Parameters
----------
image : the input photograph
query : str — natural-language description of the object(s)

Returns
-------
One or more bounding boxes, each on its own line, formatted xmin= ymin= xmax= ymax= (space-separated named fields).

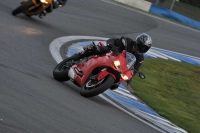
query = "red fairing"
xmin=53 ymin=46 xmax=136 ymax=97
xmin=72 ymin=50 xmax=134 ymax=87
xmin=73 ymin=53 xmax=116 ymax=86
xmin=120 ymin=70 xmax=133 ymax=82
xmin=115 ymin=51 xmax=134 ymax=81
xmin=97 ymin=70 xmax=116 ymax=81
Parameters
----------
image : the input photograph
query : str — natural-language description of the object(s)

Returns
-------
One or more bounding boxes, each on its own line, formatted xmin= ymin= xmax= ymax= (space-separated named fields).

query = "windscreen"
xmin=126 ymin=52 xmax=136 ymax=69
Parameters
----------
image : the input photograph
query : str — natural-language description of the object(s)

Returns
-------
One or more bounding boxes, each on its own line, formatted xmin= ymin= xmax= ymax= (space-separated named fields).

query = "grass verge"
xmin=130 ymin=58 xmax=200 ymax=133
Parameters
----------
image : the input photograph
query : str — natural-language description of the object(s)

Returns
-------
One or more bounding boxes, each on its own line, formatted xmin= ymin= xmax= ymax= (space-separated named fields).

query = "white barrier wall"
xmin=115 ymin=0 xmax=152 ymax=12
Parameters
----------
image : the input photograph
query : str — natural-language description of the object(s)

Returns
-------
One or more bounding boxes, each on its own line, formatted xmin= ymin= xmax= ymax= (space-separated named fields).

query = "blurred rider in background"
xmin=39 ymin=0 xmax=67 ymax=18
xmin=71 ymin=33 xmax=152 ymax=89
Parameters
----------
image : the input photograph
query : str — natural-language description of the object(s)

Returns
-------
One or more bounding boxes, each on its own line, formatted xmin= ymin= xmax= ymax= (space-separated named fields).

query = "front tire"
xmin=80 ymin=75 xmax=115 ymax=97
xmin=12 ymin=0 xmax=34 ymax=16
xmin=53 ymin=57 xmax=74 ymax=82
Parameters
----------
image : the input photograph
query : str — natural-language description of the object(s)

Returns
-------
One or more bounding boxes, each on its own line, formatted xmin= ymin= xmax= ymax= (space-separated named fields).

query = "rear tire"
xmin=53 ymin=57 xmax=74 ymax=82
xmin=12 ymin=0 xmax=34 ymax=16
xmin=80 ymin=75 xmax=115 ymax=97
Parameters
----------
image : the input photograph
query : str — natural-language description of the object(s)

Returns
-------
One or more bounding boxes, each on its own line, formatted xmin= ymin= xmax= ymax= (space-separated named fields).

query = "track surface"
xmin=0 ymin=0 xmax=199 ymax=133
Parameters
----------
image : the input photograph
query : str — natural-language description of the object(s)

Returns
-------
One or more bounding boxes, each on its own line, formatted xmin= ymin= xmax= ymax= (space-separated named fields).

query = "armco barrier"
xmin=115 ymin=0 xmax=152 ymax=12
xmin=115 ymin=0 xmax=200 ymax=29
xmin=149 ymin=4 xmax=200 ymax=29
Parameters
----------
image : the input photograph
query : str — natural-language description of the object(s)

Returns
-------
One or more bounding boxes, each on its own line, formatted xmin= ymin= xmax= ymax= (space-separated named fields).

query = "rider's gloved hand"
xmin=107 ymin=43 xmax=115 ymax=50
xmin=110 ymin=47 xmax=120 ymax=55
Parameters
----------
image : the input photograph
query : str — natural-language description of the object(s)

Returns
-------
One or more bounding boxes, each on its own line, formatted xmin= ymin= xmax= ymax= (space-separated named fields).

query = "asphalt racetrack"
xmin=0 ymin=0 xmax=199 ymax=133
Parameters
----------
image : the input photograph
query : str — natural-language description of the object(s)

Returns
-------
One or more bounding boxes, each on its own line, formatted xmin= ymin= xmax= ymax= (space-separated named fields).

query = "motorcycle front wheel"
xmin=12 ymin=0 xmax=34 ymax=16
xmin=53 ymin=57 xmax=74 ymax=82
xmin=80 ymin=75 xmax=115 ymax=97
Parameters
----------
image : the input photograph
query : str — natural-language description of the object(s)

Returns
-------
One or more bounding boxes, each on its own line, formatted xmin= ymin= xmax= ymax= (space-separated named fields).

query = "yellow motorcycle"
xmin=12 ymin=0 xmax=53 ymax=17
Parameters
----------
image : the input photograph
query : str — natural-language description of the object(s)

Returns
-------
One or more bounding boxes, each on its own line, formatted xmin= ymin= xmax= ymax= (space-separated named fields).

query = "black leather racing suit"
xmin=106 ymin=37 xmax=145 ymax=89
xmin=106 ymin=37 xmax=144 ymax=71
xmin=74 ymin=37 xmax=144 ymax=71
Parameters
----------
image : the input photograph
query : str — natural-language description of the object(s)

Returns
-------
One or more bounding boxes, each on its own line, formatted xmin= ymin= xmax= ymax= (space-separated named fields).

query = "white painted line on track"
xmin=70 ymin=45 xmax=84 ymax=51
xmin=49 ymin=36 xmax=108 ymax=63
xmin=149 ymin=49 xmax=182 ymax=62
xmin=153 ymin=47 xmax=200 ymax=60
xmin=131 ymin=109 xmax=187 ymax=133
xmin=99 ymin=94 xmax=166 ymax=133
xmin=49 ymin=35 xmax=166 ymax=133
xmin=112 ymin=88 xmax=138 ymax=100
xmin=148 ymin=51 xmax=169 ymax=60
xmin=141 ymin=109 xmax=187 ymax=133
xmin=145 ymin=53 xmax=158 ymax=58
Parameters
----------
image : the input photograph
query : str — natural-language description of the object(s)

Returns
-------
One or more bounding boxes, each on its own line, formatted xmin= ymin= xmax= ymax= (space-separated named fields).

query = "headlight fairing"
xmin=114 ymin=60 xmax=120 ymax=67
xmin=114 ymin=60 xmax=121 ymax=72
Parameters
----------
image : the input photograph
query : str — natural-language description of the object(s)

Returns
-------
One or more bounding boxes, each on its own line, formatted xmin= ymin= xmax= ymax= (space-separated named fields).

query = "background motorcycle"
xmin=12 ymin=0 xmax=53 ymax=17
xmin=53 ymin=42 xmax=145 ymax=97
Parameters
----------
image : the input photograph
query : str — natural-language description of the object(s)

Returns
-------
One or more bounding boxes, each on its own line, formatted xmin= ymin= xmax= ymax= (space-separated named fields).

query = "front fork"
xmin=97 ymin=69 xmax=120 ymax=90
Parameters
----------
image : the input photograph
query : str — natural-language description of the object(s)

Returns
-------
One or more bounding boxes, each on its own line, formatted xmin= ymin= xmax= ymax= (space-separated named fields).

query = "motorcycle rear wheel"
xmin=53 ymin=57 xmax=74 ymax=82
xmin=80 ymin=75 xmax=115 ymax=97
xmin=12 ymin=0 xmax=34 ymax=16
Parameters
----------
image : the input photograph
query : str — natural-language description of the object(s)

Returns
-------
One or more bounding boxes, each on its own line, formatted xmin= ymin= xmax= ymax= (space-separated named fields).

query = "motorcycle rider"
xmin=39 ymin=0 xmax=67 ymax=18
xmin=72 ymin=33 xmax=152 ymax=89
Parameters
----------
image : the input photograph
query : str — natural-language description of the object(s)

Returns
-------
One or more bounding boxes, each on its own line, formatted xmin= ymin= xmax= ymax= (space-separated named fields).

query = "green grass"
xmin=131 ymin=58 xmax=200 ymax=133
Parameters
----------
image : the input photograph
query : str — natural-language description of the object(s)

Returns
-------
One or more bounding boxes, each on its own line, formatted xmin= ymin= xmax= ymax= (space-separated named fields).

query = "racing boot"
xmin=39 ymin=10 xmax=47 ymax=19
xmin=72 ymin=52 xmax=82 ymax=61
xmin=72 ymin=42 xmax=96 ymax=61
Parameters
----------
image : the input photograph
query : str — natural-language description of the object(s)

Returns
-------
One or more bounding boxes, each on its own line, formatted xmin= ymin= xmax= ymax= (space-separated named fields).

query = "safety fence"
xmin=115 ymin=0 xmax=200 ymax=29
xmin=146 ymin=0 xmax=200 ymax=22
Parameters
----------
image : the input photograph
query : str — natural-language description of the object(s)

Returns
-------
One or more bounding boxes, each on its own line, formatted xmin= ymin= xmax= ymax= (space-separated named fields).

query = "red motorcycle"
xmin=53 ymin=42 xmax=145 ymax=97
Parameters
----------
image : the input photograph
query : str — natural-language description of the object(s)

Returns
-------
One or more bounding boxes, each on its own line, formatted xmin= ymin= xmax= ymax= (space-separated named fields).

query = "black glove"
xmin=107 ymin=43 xmax=115 ymax=49
xmin=110 ymin=47 xmax=120 ymax=55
